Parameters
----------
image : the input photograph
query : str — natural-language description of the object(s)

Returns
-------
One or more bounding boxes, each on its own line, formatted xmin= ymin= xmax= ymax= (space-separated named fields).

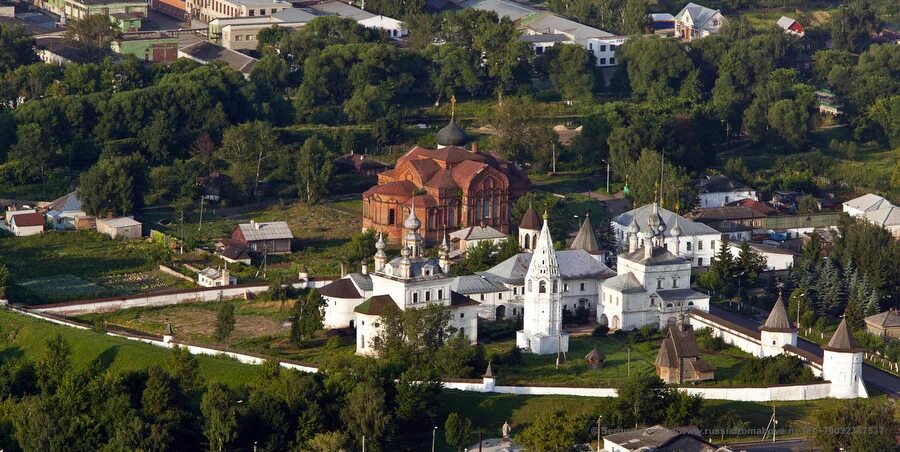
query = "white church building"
xmin=319 ymin=206 xmax=479 ymax=356
xmin=612 ymin=204 xmax=722 ymax=268
xmin=600 ymin=204 xmax=711 ymax=330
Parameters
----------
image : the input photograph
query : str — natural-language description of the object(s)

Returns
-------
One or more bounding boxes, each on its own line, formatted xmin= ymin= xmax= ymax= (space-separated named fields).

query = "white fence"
xmin=31 ymin=284 xmax=271 ymax=315
xmin=10 ymin=307 xmax=844 ymax=401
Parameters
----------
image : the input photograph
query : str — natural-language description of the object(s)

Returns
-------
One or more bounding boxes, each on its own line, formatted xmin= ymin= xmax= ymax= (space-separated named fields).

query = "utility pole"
xmin=197 ymin=196 xmax=204 ymax=231
xmin=606 ymin=160 xmax=610 ymax=194
xmin=596 ymin=415 xmax=602 ymax=450
xmin=627 ymin=346 xmax=631 ymax=376
xmin=362 ymin=436 xmax=365 ymax=452
xmin=432 ymin=426 xmax=437 ymax=452
xmin=551 ymin=143 xmax=556 ymax=173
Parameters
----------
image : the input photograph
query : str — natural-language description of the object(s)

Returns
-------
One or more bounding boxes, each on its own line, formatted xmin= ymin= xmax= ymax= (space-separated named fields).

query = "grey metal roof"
xmin=864 ymin=204 xmax=900 ymax=227
xmin=601 ymin=273 xmax=645 ymax=293
xmin=523 ymin=13 xmax=613 ymax=43
xmin=347 ymin=272 xmax=373 ymax=292
xmin=658 ymin=288 xmax=708 ymax=302
xmin=696 ymin=174 xmax=753 ymax=194
xmin=47 ymin=191 xmax=83 ymax=213
xmin=199 ymin=267 xmax=225 ymax=279
xmin=650 ymin=13 xmax=675 ymax=21
xmin=620 ymin=246 xmax=689 ymax=266
xmin=237 ymin=221 xmax=293 ymax=241
xmin=604 ymin=425 xmax=702 ymax=450
xmin=614 ymin=204 xmax=721 ymax=237
xmin=519 ymin=33 xmax=571 ymax=44
xmin=179 ymin=41 xmax=257 ymax=75
xmin=675 ymin=2 xmax=721 ymax=29
xmin=458 ymin=0 xmax=536 ymax=21
xmin=308 ymin=1 xmax=374 ymax=21
xmin=481 ymin=250 xmax=614 ymax=284
xmin=272 ymin=7 xmax=321 ymax=23
xmin=865 ymin=310 xmax=900 ymax=328
xmin=823 ymin=318 xmax=863 ymax=352
xmin=451 ymin=274 xmax=507 ymax=294
xmin=449 ymin=225 xmax=507 ymax=241
xmin=98 ymin=217 xmax=141 ymax=228
xmin=383 ymin=256 xmax=446 ymax=280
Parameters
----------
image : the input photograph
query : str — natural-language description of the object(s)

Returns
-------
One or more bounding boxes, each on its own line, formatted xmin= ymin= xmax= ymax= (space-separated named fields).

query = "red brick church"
xmin=362 ymin=117 xmax=530 ymax=243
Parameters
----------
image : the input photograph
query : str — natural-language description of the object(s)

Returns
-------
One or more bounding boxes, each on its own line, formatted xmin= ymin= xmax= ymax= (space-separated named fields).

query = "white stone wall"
xmin=33 ymin=284 xmax=270 ymax=315
xmin=689 ymin=314 xmax=763 ymax=357
xmin=322 ymin=296 xmax=364 ymax=329
xmin=699 ymin=190 xmax=758 ymax=208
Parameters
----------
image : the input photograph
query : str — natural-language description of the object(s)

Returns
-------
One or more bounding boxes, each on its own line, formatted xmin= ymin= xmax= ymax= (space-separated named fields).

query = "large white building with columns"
xmin=599 ymin=204 xmax=711 ymax=330
xmin=612 ymin=204 xmax=722 ymax=268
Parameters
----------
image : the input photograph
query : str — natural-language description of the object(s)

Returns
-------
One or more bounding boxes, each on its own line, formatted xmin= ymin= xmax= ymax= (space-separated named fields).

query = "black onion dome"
xmin=436 ymin=117 xmax=467 ymax=147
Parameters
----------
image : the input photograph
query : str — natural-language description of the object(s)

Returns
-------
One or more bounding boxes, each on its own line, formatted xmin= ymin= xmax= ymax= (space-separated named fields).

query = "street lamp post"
xmin=432 ymin=426 xmax=437 ymax=452
xmin=773 ymin=419 xmax=778 ymax=444
xmin=600 ymin=159 xmax=610 ymax=193
xmin=596 ymin=415 xmax=603 ymax=450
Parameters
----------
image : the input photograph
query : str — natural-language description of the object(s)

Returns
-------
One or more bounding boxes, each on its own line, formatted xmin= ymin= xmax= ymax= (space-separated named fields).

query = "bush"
xmin=735 ymin=355 xmax=818 ymax=386
xmin=325 ymin=336 xmax=343 ymax=349
xmin=695 ymin=328 xmax=725 ymax=351
xmin=592 ymin=324 xmax=609 ymax=337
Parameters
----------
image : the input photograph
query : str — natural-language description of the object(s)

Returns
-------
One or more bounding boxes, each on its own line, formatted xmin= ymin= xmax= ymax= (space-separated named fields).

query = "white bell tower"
xmin=516 ymin=211 xmax=569 ymax=355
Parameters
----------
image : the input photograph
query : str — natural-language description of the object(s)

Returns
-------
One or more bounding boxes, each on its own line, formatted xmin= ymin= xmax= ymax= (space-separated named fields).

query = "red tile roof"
xmin=12 ymin=212 xmax=44 ymax=227
xmin=364 ymin=180 xmax=417 ymax=197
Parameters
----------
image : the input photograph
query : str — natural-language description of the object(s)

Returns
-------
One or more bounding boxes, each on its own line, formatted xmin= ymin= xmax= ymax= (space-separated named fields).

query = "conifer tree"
xmin=817 ymin=259 xmax=844 ymax=316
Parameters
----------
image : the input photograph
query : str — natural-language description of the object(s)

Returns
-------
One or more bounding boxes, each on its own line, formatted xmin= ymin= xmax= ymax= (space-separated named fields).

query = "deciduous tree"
xmin=444 ymin=412 xmax=473 ymax=452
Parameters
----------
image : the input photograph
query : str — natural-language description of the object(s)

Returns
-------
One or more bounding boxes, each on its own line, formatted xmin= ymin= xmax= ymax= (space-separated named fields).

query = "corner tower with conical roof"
xmin=822 ymin=318 xmax=866 ymax=398
xmin=759 ymin=291 xmax=797 ymax=357
xmin=516 ymin=211 xmax=569 ymax=355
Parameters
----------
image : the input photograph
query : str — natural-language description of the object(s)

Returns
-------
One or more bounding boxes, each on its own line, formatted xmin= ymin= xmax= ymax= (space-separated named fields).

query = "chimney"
xmin=340 ymin=261 xmax=346 ymax=278
xmin=361 ymin=263 xmax=368 ymax=274
xmin=471 ymin=142 xmax=478 ymax=153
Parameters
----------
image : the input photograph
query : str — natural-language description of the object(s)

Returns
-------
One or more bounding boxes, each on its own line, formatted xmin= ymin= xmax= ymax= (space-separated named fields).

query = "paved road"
xmin=707 ymin=305 xmax=900 ymax=398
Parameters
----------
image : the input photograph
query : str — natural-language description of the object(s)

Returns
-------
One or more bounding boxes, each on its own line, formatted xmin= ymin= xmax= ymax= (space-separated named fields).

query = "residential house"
xmin=612 ymin=204 xmax=722 ymax=267
xmin=864 ymin=309 xmax=900 ymax=340
xmin=96 ymin=217 xmax=142 ymax=239
xmin=10 ymin=212 xmax=45 ymax=236
xmin=198 ymin=267 xmax=236 ymax=287
xmin=655 ymin=316 xmax=714 ymax=384
xmin=816 ymin=89 xmax=841 ymax=115
xmin=728 ymin=241 xmax=799 ymax=271
xmin=861 ymin=204 xmax=900 ymax=239
xmin=218 ymin=244 xmax=252 ymax=265
xmin=231 ymin=220 xmax=293 ymax=254
xmin=687 ymin=206 xmax=766 ymax=241
xmin=45 ymin=191 xmax=87 ymax=230
xmin=674 ymin=2 xmax=726 ymax=41
xmin=521 ymin=33 xmax=570 ymax=56
xmin=357 ymin=14 xmax=408 ymax=38
xmin=696 ymin=174 xmax=758 ymax=208
xmin=185 ymin=0 xmax=291 ymax=23
xmin=448 ymin=225 xmax=507 ymax=257
xmin=334 ymin=152 xmax=387 ymax=176
xmin=5 ymin=206 xmax=36 ymax=226
xmin=603 ymin=425 xmax=727 ymax=452
xmin=777 ymin=16 xmax=805 ymax=37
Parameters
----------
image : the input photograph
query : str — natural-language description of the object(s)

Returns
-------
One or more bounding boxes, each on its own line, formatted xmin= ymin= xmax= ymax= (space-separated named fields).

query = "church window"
xmin=666 ymin=303 xmax=674 ymax=308
xmin=657 ymin=279 xmax=663 ymax=289
xmin=687 ymin=242 xmax=692 ymax=251
xmin=650 ymin=296 xmax=656 ymax=306
xmin=527 ymin=280 xmax=532 ymax=292
xmin=438 ymin=289 xmax=443 ymax=299
xmin=480 ymin=294 xmax=485 ymax=301
xmin=413 ymin=293 xmax=418 ymax=303
xmin=460 ymin=313 xmax=465 ymax=318
xmin=498 ymin=292 xmax=503 ymax=300
xmin=580 ymin=283 xmax=585 ymax=291
xmin=672 ymin=277 xmax=679 ymax=288
xmin=360 ymin=335 xmax=365 ymax=348
xmin=697 ymin=258 xmax=703 ymax=266
xmin=687 ymin=301 xmax=693 ymax=306
xmin=388 ymin=208 xmax=396 ymax=225
xmin=698 ymin=241 xmax=703 ymax=250
xmin=513 ymin=287 xmax=517 ymax=295
xmin=425 ymin=291 xmax=431 ymax=301
xmin=552 ymin=281 xmax=558 ymax=293
xmin=460 ymin=327 xmax=465 ymax=336
xmin=564 ymin=283 xmax=568 ymax=292
xmin=711 ymin=240 xmax=715 ymax=249
xmin=539 ymin=281 xmax=547 ymax=293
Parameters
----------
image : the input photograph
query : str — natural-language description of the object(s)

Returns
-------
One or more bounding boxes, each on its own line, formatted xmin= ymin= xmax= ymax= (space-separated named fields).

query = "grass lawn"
xmin=141 ymin=198 xmax=364 ymax=279
xmin=0 ymin=309 xmax=261 ymax=387
xmin=0 ymin=230 xmax=190 ymax=305
xmin=77 ymin=299 xmax=358 ymax=367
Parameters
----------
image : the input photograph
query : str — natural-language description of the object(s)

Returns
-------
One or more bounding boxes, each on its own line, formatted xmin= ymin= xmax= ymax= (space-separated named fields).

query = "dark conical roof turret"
xmin=436 ymin=117 xmax=468 ymax=147
xmin=760 ymin=291 xmax=795 ymax=332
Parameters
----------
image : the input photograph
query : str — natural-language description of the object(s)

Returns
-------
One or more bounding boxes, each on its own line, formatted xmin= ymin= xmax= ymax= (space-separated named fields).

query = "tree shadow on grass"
xmin=0 ymin=346 xmax=24 ymax=363
xmin=96 ymin=345 xmax=120 ymax=371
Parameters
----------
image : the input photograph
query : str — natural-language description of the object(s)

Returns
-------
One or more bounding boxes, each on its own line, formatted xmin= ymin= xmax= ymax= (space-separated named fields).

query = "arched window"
xmin=523 ymin=233 xmax=530 ymax=249
xmin=666 ymin=303 xmax=674 ymax=308
xmin=552 ymin=281 xmax=558 ymax=293
xmin=388 ymin=208 xmax=395 ymax=225
xmin=532 ymin=234 xmax=537 ymax=249
xmin=539 ymin=281 xmax=547 ymax=293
